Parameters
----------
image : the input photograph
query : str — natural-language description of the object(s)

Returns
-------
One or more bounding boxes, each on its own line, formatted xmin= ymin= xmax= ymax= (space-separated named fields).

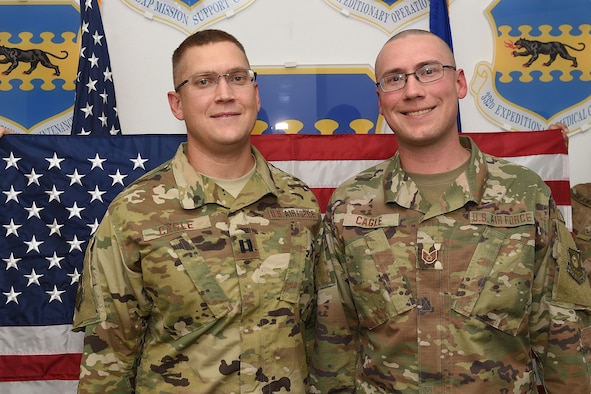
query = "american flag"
xmin=0 ymin=130 xmax=570 ymax=392
xmin=0 ymin=0 xmax=123 ymax=391
xmin=71 ymin=0 xmax=121 ymax=136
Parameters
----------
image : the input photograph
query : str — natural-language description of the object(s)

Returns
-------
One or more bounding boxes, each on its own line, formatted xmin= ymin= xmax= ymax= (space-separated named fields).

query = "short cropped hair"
xmin=171 ymin=29 xmax=248 ymax=84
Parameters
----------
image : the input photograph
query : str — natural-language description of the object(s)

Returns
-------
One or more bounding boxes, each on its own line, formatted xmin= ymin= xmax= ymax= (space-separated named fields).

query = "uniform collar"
xmin=172 ymin=143 xmax=278 ymax=210
xmin=384 ymin=136 xmax=487 ymax=214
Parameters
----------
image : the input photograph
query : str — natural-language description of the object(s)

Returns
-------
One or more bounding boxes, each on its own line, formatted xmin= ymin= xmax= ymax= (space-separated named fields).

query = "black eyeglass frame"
xmin=174 ymin=69 xmax=257 ymax=92
xmin=376 ymin=63 xmax=456 ymax=92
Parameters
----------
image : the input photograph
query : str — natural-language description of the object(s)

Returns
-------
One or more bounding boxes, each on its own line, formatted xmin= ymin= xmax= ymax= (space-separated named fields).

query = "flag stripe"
xmin=251 ymin=130 xmax=567 ymax=161
xmin=508 ymin=155 xmax=569 ymax=181
xmin=0 ymin=380 xmax=80 ymax=394
xmin=0 ymin=325 xmax=83 ymax=355
xmin=0 ymin=325 xmax=83 ymax=382
xmin=0 ymin=354 xmax=81 ymax=382
xmin=271 ymin=160 xmax=384 ymax=188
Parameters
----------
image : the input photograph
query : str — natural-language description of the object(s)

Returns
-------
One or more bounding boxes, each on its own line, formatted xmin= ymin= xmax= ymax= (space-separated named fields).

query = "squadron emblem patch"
xmin=0 ymin=2 xmax=80 ymax=134
xmin=120 ymin=0 xmax=255 ymax=34
xmin=470 ymin=0 xmax=591 ymax=134
xmin=323 ymin=0 xmax=431 ymax=34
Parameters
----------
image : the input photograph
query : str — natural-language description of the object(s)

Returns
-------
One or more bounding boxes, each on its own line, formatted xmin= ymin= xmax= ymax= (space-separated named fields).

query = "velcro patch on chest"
xmin=469 ymin=211 xmax=535 ymax=227
xmin=342 ymin=213 xmax=399 ymax=228
xmin=268 ymin=208 xmax=319 ymax=220
xmin=142 ymin=216 xmax=212 ymax=241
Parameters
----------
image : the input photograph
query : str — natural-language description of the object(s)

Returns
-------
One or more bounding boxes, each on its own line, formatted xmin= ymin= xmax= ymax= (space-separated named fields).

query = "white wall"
xmin=100 ymin=0 xmax=591 ymax=185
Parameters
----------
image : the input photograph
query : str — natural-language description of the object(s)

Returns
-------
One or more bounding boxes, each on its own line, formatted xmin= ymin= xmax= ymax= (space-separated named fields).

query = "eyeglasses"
xmin=175 ymin=69 xmax=257 ymax=92
xmin=376 ymin=63 xmax=456 ymax=92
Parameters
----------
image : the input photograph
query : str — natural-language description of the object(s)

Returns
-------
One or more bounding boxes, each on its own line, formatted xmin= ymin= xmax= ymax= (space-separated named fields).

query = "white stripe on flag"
xmin=506 ymin=154 xmax=569 ymax=181
xmin=0 ymin=325 xmax=83 ymax=355
xmin=0 ymin=380 xmax=79 ymax=394
xmin=270 ymin=159 xmax=383 ymax=188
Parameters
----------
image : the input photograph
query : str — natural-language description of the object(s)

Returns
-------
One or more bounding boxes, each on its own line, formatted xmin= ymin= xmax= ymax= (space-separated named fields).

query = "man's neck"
xmin=186 ymin=143 xmax=255 ymax=179
xmin=398 ymin=136 xmax=470 ymax=175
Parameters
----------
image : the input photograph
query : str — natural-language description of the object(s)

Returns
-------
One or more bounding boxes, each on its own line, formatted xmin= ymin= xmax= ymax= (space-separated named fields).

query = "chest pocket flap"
xmin=451 ymin=227 xmax=534 ymax=335
xmin=170 ymin=233 xmax=232 ymax=318
xmin=345 ymin=229 xmax=414 ymax=329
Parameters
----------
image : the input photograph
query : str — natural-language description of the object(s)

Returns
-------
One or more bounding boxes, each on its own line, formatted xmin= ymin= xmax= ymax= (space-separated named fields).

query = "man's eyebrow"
xmin=186 ymin=67 xmax=251 ymax=77
xmin=381 ymin=60 xmax=444 ymax=75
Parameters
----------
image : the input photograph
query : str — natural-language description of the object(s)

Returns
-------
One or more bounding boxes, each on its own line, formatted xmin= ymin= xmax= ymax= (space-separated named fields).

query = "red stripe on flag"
xmin=469 ymin=130 xmax=567 ymax=157
xmin=310 ymin=188 xmax=335 ymax=212
xmin=252 ymin=134 xmax=397 ymax=161
xmin=0 ymin=354 xmax=81 ymax=382
xmin=251 ymin=130 xmax=567 ymax=161
xmin=545 ymin=180 xmax=571 ymax=206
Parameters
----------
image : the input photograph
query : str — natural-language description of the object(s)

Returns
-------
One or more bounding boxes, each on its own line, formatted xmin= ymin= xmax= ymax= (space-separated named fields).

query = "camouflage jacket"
xmin=73 ymin=144 xmax=321 ymax=394
xmin=311 ymin=136 xmax=591 ymax=393
xmin=572 ymin=183 xmax=591 ymax=278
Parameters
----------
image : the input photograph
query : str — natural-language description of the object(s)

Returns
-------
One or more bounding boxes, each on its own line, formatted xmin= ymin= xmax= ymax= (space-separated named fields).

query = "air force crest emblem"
xmin=121 ymin=0 xmax=255 ymax=34
xmin=0 ymin=2 xmax=79 ymax=134
xmin=470 ymin=0 xmax=591 ymax=134
xmin=323 ymin=0 xmax=430 ymax=34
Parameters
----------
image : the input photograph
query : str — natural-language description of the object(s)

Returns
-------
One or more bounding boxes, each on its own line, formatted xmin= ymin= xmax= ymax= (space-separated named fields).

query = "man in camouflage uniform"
xmin=310 ymin=29 xmax=591 ymax=393
xmin=573 ymin=183 xmax=591 ymax=278
xmin=73 ymin=30 xmax=321 ymax=393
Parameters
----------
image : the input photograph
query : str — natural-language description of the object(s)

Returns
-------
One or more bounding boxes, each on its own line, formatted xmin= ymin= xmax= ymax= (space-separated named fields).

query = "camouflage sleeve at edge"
xmin=75 ymin=214 xmax=146 ymax=393
xmin=530 ymin=198 xmax=591 ymax=393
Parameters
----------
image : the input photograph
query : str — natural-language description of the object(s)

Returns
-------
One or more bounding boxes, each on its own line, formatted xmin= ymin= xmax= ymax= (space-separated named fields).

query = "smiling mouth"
xmin=405 ymin=108 xmax=433 ymax=116
xmin=213 ymin=113 xmax=239 ymax=118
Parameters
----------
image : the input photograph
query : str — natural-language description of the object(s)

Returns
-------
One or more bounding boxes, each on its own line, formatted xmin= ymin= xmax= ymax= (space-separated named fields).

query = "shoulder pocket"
xmin=552 ymin=219 xmax=591 ymax=308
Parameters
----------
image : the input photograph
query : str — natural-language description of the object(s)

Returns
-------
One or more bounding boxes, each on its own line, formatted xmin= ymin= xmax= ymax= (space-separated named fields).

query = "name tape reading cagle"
xmin=142 ymin=216 xmax=212 ymax=241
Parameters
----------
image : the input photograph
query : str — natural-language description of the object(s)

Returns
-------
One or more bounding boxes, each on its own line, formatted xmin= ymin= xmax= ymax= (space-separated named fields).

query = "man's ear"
xmin=167 ymin=91 xmax=185 ymax=121
xmin=456 ymin=69 xmax=468 ymax=99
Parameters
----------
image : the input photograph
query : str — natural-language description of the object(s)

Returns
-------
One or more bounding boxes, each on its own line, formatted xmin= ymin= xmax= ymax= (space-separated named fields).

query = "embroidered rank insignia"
xmin=422 ymin=249 xmax=437 ymax=264
xmin=418 ymin=243 xmax=442 ymax=270
xmin=232 ymin=232 xmax=259 ymax=261
xmin=567 ymin=248 xmax=586 ymax=284
xmin=417 ymin=296 xmax=434 ymax=315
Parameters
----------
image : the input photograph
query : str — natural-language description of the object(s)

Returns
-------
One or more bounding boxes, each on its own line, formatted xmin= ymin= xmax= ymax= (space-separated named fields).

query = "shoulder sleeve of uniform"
xmin=552 ymin=218 xmax=591 ymax=308
xmin=72 ymin=236 xmax=105 ymax=331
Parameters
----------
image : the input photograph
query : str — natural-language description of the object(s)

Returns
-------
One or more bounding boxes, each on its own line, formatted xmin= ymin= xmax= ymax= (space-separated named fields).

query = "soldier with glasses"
xmin=73 ymin=29 xmax=321 ymax=393
xmin=311 ymin=29 xmax=591 ymax=393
